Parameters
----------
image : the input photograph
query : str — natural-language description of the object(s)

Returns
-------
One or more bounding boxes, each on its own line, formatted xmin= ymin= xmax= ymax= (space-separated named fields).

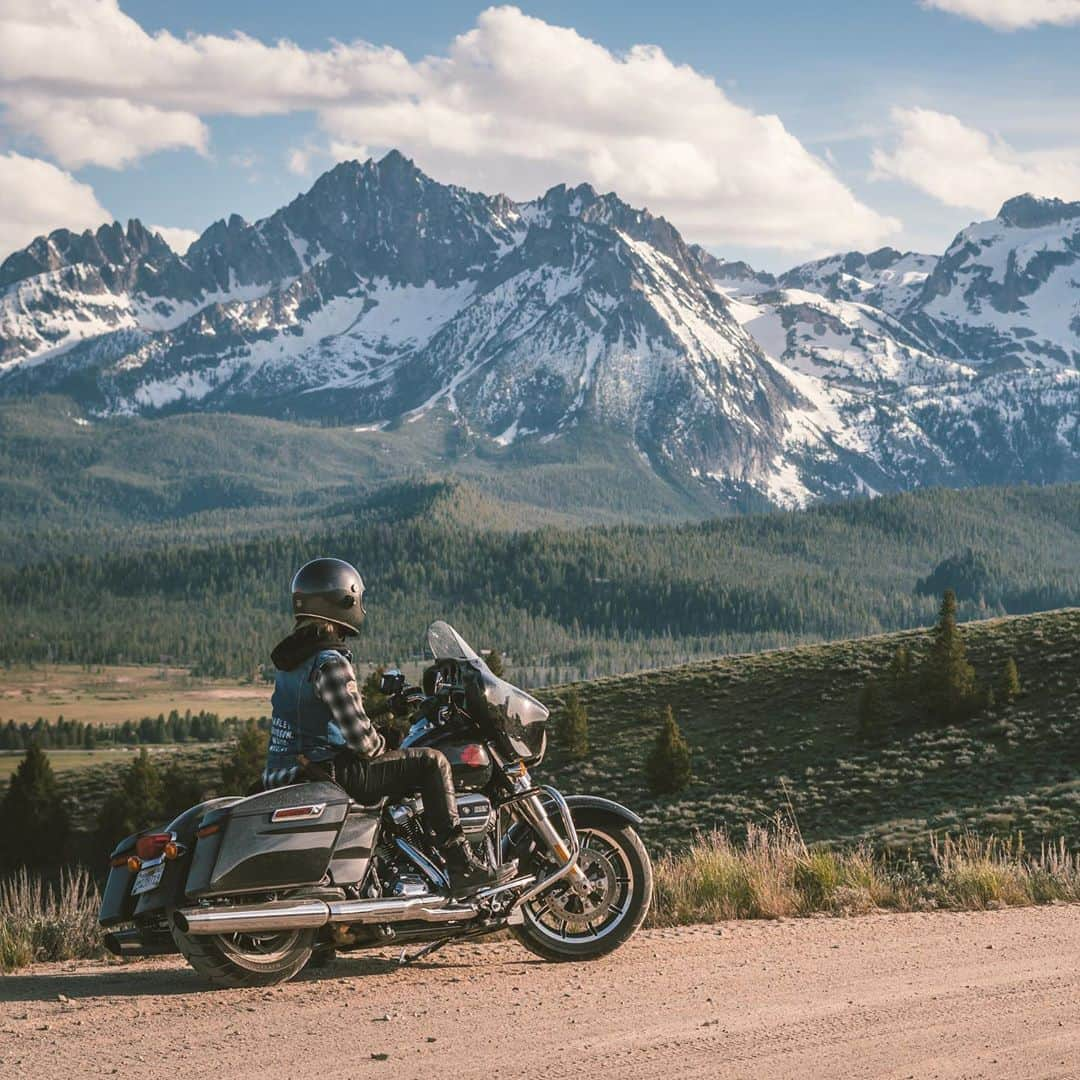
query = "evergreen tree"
xmin=922 ymin=590 xmax=978 ymax=722
xmin=856 ymin=679 xmax=886 ymax=741
xmin=96 ymin=749 xmax=164 ymax=847
xmin=0 ymin=744 xmax=70 ymax=869
xmin=646 ymin=706 xmax=692 ymax=795
xmin=885 ymin=645 xmax=914 ymax=697
xmin=362 ymin=665 xmax=388 ymax=717
xmin=998 ymin=657 xmax=1021 ymax=705
xmin=557 ymin=689 xmax=589 ymax=760
xmin=161 ymin=758 xmax=206 ymax=820
xmin=485 ymin=648 xmax=505 ymax=678
xmin=220 ymin=720 xmax=269 ymax=794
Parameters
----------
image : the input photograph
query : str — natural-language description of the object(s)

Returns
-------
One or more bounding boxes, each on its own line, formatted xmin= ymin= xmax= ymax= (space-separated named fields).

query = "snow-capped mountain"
xmin=0 ymin=154 xmax=1077 ymax=508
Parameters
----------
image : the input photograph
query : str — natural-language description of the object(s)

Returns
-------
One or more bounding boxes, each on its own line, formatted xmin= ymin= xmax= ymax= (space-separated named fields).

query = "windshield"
xmin=426 ymin=620 xmax=482 ymax=663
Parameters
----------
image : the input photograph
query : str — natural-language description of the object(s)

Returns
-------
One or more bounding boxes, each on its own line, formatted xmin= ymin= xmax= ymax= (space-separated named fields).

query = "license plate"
xmin=132 ymin=862 xmax=165 ymax=895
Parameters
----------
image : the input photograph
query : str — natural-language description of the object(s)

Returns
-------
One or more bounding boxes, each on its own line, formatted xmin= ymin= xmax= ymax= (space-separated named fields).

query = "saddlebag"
xmin=185 ymin=781 xmax=351 ymax=898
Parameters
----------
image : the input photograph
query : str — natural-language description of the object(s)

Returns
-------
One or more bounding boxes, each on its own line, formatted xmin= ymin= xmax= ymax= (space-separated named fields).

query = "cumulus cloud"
xmin=920 ymin=0 xmax=1080 ymax=30
xmin=0 ymin=1 xmax=896 ymax=252
xmin=150 ymin=225 xmax=200 ymax=254
xmin=0 ymin=152 xmax=110 ymax=257
xmin=4 ymin=97 xmax=208 ymax=169
xmin=872 ymin=107 xmax=1080 ymax=214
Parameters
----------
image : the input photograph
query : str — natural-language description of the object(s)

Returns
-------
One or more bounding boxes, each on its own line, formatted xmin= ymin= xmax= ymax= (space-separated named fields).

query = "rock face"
xmin=0 ymin=158 xmax=1077 ymax=507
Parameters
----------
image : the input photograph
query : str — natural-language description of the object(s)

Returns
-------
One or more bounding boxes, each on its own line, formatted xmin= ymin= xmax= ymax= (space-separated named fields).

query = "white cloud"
xmin=287 ymin=147 xmax=314 ymax=176
xmin=872 ymin=107 xmax=1080 ymax=214
xmin=150 ymin=225 xmax=200 ymax=254
xmin=0 ymin=152 xmax=110 ymax=258
xmin=4 ymin=96 xmax=208 ymax=169
xmin=920 ymin=0 xmax=1080 ymax=30
xmin=0 ymin=1 xmax=896 ymax=252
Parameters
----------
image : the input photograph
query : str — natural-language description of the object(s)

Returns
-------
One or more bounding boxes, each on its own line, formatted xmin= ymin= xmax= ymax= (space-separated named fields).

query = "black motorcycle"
xmin=98 ymin=621 xmax=653 ymax=987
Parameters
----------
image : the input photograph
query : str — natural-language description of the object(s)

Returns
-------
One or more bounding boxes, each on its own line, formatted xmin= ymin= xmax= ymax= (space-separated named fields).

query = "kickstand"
xmin=397 ymin=922 xmax=506 ymax=966
xmin=399 ymin=936 xmax=453 ymax=966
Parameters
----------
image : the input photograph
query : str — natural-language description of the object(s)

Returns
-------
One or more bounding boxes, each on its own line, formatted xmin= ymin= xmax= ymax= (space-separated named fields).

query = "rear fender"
xmin=131 ymin=797 xmax=245 ymax=919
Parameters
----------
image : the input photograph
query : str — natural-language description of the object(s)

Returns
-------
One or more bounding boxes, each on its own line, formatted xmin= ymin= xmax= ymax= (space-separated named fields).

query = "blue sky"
xmin=1 ymin=1 xmax=1078 ymax=269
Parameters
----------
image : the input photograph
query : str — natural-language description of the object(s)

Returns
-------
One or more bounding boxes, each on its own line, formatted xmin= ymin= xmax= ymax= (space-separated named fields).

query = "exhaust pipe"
xmin=103 ymin=928 xmax=178 ymax=958
xmin=174 ymin=895 xmax=478 ymax=936
xmin=326 ymin=896 xmax=476 ymax=924
xmin=174 ymin=898 xmax=331 ymax=936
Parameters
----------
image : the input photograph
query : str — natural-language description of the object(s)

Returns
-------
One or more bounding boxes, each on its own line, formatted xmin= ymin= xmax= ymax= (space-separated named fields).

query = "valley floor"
xmin=3 ymin=905 xmax=1079 ymax=1079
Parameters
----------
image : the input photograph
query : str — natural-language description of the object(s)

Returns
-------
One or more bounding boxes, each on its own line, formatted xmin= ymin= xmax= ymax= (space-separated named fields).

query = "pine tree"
xmin=885 ymin=645 xmax=914 ymax=697
xmin=485 ymin=648 xmax=505 ymax=678
xmin=646 ymin=706 xmax=692 ymax=795
xmin=362 ymin=665 xmax=388 ymax=717
xmin=922 ymin=590 xmax=978 ymax=722
xmin=161 ymin=758 xmax=206 ymax=820
xmin=96 ymin=749 xmax=164 ymax=848
xmin=220 ymin=720 xmax=269 ymax=794
xmin=998 ymin=657 xmax=1021 ymax=705
xmin=856 ymin=679 xmax=886 ymax=741
xmin=0 ymin=744 xmax=70 ymax=870
xmin=557 ymin=689 xmax=589 ymax=760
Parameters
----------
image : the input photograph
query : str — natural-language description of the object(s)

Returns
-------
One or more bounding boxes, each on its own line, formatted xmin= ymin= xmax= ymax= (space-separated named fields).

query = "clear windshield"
xmin=426 ymin=620 xmax=482 ymax=663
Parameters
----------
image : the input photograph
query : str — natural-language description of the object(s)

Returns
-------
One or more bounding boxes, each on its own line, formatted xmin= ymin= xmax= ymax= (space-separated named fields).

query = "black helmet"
xmin=290 ymin=558 xmax=366 ymax=635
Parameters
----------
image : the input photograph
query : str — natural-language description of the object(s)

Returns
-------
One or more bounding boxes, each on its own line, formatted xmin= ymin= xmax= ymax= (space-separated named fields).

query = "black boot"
xmin=442 ymin=836 xmax=517 ymax=897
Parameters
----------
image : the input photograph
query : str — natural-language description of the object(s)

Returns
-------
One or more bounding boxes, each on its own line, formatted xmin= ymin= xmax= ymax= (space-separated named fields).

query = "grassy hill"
xmin=42 ymin=608 xmax=1080 ymax=861
xmin=536 ymin=607 xmax=1080 ymax=853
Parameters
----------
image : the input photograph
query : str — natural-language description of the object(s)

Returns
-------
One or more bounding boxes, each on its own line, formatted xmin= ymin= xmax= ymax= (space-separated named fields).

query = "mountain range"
xmin=1 ymin=151 xmax=1077 ymax=509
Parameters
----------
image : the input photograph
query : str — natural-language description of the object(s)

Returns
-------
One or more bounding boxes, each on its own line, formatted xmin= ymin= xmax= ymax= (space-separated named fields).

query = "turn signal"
xmin=164 ymin=841 xmax=180 ymax=860
xmin=126 ymin=856 xmax=141 ymax=873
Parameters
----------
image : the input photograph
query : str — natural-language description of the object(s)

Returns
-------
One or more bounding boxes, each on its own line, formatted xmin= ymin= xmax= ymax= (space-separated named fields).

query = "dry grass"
xmin=649 ymin=819 xmax=1080 ymax=927
xmin=0 ymin=662 xmax=269 ymax=728
xmin=0 ymin=868 xmax=103 ymax=971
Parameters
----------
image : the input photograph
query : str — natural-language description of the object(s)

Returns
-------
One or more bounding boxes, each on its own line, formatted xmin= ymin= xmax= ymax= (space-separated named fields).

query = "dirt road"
xmin=3 ymin=905 xmax=1079 ymax=1080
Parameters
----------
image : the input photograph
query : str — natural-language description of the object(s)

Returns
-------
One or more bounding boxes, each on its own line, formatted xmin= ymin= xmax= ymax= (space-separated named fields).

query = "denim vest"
xmin=263 ymin=648 xmax=350 ymax=788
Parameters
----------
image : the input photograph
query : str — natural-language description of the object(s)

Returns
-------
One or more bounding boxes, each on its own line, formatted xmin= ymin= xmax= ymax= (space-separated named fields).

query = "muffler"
xmin=174 ymin=895 xmax=478 ymax=936
xmin=103 ymin=928 xmax=179 ymax=957
xmin=174 ymin=898 xmax=330 ymax=936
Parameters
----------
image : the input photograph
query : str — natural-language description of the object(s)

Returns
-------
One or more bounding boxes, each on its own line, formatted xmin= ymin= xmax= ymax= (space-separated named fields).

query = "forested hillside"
xmin=1 ymin=480 xmax=1077 ymax=682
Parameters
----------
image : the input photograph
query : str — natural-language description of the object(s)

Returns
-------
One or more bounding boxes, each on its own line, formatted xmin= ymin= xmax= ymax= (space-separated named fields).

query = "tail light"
xmin=135 ymin=833 xmax=171 ymax=861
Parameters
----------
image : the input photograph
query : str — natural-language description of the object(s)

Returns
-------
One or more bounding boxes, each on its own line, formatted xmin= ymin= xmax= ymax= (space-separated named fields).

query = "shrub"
xmin=646 ymin=706 xmax=692 ymax=795
xmin=0 ymin=868 xmax=102 ymax=971
xmin=557 ymin=689 xmax=589 ymax=760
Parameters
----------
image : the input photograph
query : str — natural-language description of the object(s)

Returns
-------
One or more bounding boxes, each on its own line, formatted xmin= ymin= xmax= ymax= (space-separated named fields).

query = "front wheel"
xmin=510 ymin=810 xmax=652 ymax=961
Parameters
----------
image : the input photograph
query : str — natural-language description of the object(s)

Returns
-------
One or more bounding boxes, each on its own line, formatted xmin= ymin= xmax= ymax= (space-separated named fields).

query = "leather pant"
xmin=334 ymin=747 xmax=460 ymax=845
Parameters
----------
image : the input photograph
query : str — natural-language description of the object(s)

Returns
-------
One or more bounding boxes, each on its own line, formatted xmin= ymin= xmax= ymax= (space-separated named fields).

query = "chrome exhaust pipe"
xmin=174 ymin=895 xmax=479 ymax=936
xmin=327 ymin=895 xmax=476 ymax=924
xmin=175 ymin=898 xmax=331 ymax=936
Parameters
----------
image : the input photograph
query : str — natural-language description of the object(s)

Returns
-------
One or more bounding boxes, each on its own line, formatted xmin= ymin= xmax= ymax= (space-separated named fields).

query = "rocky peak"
xmin=997 ymin=194 xmax=1080 ymax=229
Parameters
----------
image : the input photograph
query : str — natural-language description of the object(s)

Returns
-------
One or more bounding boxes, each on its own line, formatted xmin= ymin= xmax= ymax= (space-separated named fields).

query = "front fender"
xmin=563 ymin=794 xmax=642 ymax=828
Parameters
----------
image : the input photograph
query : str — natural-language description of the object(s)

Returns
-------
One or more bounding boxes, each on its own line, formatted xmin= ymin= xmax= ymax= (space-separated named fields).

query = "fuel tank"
xmin=403 ymin=726 xmax=494 ymax=792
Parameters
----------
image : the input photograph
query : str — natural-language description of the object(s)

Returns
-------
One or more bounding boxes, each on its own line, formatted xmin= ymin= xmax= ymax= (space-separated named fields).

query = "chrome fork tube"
xmin=515 ymin=789 xmax=590 ymax=895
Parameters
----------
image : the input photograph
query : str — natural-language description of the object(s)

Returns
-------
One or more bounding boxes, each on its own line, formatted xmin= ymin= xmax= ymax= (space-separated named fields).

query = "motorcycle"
xmin=98 ymin=620 xmax=653 ymax=987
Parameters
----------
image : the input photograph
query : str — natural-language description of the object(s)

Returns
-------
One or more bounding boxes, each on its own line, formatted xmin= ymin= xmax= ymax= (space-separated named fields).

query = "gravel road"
xmin=3 ymin=905 xmax=1079 ymax=1080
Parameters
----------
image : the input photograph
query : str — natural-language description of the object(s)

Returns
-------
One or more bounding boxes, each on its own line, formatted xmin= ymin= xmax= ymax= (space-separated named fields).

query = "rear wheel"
xmin=170 ymin=919 xmax=315 ymax=989
xmin=510 ymin=810 xmax=652 ymax=962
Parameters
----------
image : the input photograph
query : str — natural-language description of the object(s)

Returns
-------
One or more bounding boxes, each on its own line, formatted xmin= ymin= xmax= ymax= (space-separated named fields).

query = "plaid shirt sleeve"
xmin=313 ymin=655 xmax=386 ymax=761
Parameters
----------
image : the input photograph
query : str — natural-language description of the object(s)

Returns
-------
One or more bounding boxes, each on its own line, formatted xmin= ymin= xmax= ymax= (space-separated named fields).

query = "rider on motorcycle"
xmin=263 ymin=557 xmax=515 ymax=898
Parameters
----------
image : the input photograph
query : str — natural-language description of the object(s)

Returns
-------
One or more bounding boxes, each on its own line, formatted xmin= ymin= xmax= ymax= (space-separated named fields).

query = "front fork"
xmin=509 ymin=781 xmax=592 ymax=898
